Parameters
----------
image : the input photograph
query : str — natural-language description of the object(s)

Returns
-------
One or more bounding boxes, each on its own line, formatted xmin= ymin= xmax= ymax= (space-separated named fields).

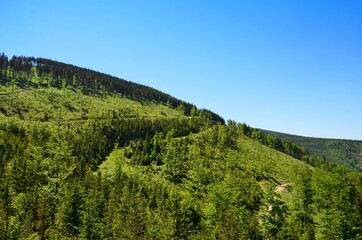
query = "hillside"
xmin=262 ymin=129 xmax=362 ymax=172
xmin=0 ymin=52 xmax=361 ymax=239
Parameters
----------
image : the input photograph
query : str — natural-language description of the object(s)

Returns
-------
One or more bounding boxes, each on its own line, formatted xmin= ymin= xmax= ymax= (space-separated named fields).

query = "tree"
xmin=259 ymin=186 xmax=288 ymax=239
xmin=288 ymin=166 xmax=315 ymax=239
xmin=54 ymin=184 xmax=83 ymax=237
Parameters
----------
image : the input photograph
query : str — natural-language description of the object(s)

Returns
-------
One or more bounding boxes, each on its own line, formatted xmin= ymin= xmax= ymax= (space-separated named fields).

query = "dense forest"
xmin=0 ymin=52 xmax=361 ymax=239
xmin=262 ymin=129 xmax=362 ymax=172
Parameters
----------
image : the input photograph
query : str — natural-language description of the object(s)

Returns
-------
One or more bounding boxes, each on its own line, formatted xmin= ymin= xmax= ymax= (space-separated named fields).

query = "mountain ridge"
xmin=261 ymin=129 xmax=361 ymax=141
xmin=0 ymin=52 xmax=225 ymax=124
xmin=261 ymin=129 xmax=362 ymax=172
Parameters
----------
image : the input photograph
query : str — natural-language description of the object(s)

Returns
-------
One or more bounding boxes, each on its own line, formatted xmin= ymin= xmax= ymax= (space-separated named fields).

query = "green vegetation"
xmin=262 ymin=129 xmax=362 ymax=172
xmin=0 ymin=52 xmax=361 ymax=239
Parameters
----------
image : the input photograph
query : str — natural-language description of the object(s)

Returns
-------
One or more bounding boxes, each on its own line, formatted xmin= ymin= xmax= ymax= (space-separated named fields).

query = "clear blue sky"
xmin=1 ymin=0 xmax=362 ymax=139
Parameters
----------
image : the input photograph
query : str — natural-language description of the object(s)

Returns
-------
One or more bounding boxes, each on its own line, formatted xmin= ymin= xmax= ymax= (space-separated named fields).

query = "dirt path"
xmin=275 ymin=182 xmax=291 ymax=195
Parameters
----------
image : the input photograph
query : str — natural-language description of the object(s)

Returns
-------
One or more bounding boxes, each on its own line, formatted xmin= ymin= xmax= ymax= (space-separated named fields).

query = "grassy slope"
xmin=99 ymin=126 xmax=313 ymax=211
xmin=0 ymin=84 xmax=184 ymax=123
xmin=100 ymin=131 xmax=310 ymax=182
xmin=262 ymin=129 xmax=362 ymax=172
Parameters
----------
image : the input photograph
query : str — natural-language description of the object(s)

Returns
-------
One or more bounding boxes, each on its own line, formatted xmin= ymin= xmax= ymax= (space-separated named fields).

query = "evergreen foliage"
xmin=0 ymin=51 xmax=361 ymax=239
xmin=262 ymin=129 xmax=362 ymax=172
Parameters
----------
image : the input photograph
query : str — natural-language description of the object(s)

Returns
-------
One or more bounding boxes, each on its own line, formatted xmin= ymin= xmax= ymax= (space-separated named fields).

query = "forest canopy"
xmin=0 ymin=52 xmax=361 ymax=239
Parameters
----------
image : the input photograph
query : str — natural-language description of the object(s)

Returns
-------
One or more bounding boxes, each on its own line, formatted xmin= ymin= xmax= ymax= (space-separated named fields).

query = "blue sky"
xmin=1 ymin=0 xmax=362 ymax=139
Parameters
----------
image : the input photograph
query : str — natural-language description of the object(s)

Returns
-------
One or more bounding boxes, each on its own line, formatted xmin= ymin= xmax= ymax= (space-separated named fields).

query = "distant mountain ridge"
xmin=261 ymin=129 xmax=362 ymax=172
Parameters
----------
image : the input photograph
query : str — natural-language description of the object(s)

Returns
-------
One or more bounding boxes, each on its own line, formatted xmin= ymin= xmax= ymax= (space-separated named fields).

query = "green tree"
xmin=288 ymin=166 xmax=315 ymax=239
xmin=259 ymin=187 xmax=288 ymax=239
xmin=54 ymin=184 xmax=83 ymax=238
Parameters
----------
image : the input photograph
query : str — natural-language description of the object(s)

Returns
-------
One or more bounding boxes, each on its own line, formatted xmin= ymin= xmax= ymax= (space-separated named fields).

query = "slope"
xmin=0 ymin=53 xmax=224 ymax=124
xmin=0 ymin=52 xmax=361 ymax=239
xmin=262 ymin=129 xmax=362 ymax=172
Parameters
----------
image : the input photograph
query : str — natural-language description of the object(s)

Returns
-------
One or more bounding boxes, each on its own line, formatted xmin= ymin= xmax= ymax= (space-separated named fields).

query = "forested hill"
xmin=0 ymin=52 xmax=224 ymax=124
xmin=0 ymin=51 xmax=361 ymax=239
xmin=262 ymin=129 xmax=362 ymax=172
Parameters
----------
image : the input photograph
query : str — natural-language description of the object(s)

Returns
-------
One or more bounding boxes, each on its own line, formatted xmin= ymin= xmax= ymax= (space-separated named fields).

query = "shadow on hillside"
xmin=0 ymin=73 xmax=7 ymax=85
xmin=0 ymin=73 xmax=39 ymax=89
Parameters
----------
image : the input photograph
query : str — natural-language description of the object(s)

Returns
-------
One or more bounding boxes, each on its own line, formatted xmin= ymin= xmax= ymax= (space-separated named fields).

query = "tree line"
xmin=0 ymin=52 xmax=224 ymax=124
